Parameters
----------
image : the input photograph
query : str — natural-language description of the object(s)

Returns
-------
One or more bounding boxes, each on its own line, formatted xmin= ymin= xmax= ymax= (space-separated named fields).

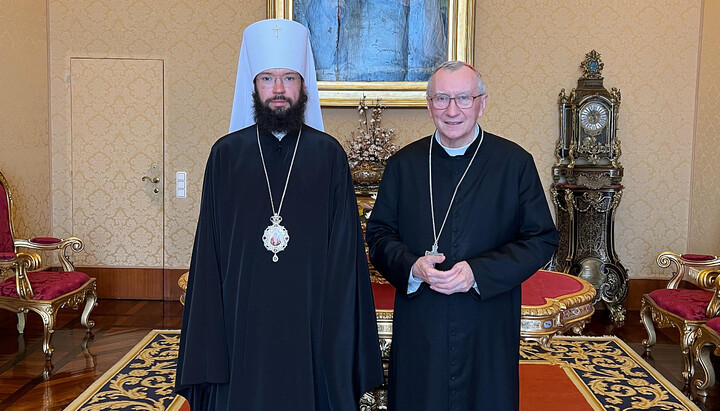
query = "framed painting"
xmin=267 ymin=0 xmax=476 ymax=106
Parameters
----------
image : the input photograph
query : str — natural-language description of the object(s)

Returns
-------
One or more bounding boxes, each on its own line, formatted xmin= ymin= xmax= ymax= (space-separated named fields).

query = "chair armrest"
xmin=28 ymin=237 xmax=62 ymax=244
xmin=697 ymin=270 xmax=720 ymax=318
xmin=0 ymin=252 xmax=40 ymax=271
xmin=14 ymin=236 xmax=84 ymax=272
xmin=657 ymin=251 xmax=720 ymax=289
xmin=0 ymin=252 xmax=40 ymax=299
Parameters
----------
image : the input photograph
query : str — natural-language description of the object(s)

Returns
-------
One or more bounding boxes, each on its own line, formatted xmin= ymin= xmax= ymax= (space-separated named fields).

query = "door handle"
xmin=142 ymin=176 xmax=160 ymax=184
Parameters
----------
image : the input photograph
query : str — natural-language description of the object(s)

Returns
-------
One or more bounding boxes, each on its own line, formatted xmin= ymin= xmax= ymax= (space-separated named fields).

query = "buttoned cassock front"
xmin=175 ymin=125 xmax=383 ymax=410
xmin=366 ymin=130 xmax=558 ymax=411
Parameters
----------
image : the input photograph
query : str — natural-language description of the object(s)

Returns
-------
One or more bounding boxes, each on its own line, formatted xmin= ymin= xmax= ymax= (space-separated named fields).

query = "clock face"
xmin=579 ymin=102 xmax=608 ymax=132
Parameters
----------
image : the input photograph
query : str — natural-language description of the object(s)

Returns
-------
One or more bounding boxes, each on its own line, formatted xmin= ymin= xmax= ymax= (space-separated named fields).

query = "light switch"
xmin=176 ymin=172 xmax=187 ymax=198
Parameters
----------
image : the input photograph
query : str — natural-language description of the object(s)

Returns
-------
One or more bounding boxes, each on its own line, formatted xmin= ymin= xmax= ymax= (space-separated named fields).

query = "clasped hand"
xmin=412 ymin=255 xmax=475 ymax=295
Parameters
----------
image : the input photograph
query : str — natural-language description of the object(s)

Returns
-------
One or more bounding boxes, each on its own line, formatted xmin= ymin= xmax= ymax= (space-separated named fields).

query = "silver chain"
xmin=257 ymin=126 xmax=302 ymax=217
xmin=429 ymin=128 xmax=484 ymax=251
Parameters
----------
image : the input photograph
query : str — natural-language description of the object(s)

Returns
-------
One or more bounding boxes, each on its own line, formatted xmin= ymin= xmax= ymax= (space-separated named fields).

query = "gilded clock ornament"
xmin=548 ymin=50 xmax=628 ymax=323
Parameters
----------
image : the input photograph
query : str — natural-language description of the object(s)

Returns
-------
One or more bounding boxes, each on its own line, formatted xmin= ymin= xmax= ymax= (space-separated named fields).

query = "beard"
xmin=253 ymin=88 xmax=308 ymax=134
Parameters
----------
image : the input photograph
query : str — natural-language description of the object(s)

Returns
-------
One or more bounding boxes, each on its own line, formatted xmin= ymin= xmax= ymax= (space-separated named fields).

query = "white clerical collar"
xmin=434 ymin=124 xmax=480 ymax=156
xmin=272 ymin=131 xmax=287 ymax=141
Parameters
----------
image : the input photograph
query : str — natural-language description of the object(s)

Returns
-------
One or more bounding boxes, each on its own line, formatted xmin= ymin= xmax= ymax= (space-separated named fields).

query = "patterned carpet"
xmin=65 ymin=330 xmax=185 ymax=411
xmin=519 ymin=336 xmax=699 ymax=411
xmin=65 ymin=331 xmax=699 ymax=411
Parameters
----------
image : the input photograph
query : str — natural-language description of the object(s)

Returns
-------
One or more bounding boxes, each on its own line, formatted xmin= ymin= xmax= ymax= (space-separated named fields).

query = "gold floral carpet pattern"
xmin=65 ymin=330 xmax=185 ymax=411
xmin=520 ymin=336 xmax=699 ymax=411
xmin=66 ymin=331 xmax=698 ymax=411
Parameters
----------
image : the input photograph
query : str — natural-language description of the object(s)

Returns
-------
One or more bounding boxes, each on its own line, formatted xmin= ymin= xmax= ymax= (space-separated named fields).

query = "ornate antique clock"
xmin=547 ymin=50 xmax=628 ymax=322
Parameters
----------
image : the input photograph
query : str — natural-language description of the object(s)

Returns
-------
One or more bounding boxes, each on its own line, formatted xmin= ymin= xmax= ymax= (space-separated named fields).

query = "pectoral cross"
xmin=425 ymin=243 xmax=444 ymax=257
xmin=273 ymin=25 xmax=281 ymax=38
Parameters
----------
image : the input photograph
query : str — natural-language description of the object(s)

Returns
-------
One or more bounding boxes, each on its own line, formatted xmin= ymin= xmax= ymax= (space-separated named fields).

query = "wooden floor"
xmin=0 ymin=301 xmax=719 ymax=410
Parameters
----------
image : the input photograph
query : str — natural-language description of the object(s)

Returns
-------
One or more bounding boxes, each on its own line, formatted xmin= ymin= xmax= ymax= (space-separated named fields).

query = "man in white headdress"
xmin=175 ymin=19 xmax=383 ymax=410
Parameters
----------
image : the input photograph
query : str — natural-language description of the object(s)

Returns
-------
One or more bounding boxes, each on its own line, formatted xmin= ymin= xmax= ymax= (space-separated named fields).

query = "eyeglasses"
xmin=428 ymin=94 xmax=483 ymax=109
xmin=255 ymin=74 xmax=301 ymax=88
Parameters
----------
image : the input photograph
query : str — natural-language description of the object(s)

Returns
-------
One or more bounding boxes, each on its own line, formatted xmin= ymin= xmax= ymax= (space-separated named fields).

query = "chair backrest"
xmin=0 ymin=171 xmax=15 ymax=253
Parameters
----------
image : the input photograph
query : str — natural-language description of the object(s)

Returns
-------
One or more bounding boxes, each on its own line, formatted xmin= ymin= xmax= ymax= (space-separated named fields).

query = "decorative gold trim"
xmin=0 ymin=279 xmax=96 ymax=360
xmin=267 ymin=0 xmax=476 ymax=106
xmin=0 ymin=171 xmax=17 ymax=244
xmin=642 ymin=251 xmax=720 ymax=387
xmin=656 ymin=251 xmax=720 ymax=290
xmin=64 ymin=329 xmax=170 ymax=410
xmin=696 ymin=269 xmax=720 ymax=318
xmin=519 ymin=271 xmax=596 ymax=347
xmin=15 ymin=237 xmax=84 ymax=272
xmin=0 ymin=170 xmax=97 ymax=361
xmin=178 ymin=271 xmax=188 ymax=305
xmin=693 ymin=324 xmax=720 ymax=396
xmin=521 ymin=272 xmax=596 ymax=314
xmin=641 ymin=295 xmax=705 ymax=384
xmin=580 ymin=50 xmax=604 ymax=80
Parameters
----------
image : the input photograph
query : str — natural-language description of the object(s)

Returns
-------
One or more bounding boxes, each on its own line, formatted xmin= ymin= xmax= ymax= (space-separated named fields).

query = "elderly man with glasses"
xmin=366 ymin=60 xmax=558 ymax=411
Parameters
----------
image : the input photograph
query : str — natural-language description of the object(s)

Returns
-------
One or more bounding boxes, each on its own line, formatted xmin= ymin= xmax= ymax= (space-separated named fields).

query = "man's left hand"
xmin=429 ymin=261 xmax=475 ymax=295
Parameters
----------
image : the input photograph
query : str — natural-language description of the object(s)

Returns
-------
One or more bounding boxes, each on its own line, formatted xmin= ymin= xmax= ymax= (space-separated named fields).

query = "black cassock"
xmin=366 ymin=130 xmax=558 ymax=411
xmin=175 ymin=125 xmax=383 ymax=410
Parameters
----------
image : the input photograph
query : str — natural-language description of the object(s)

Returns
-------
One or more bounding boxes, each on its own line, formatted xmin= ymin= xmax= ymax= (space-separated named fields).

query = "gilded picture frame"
xmin=267 ymin=0 xmax=475 ymax=107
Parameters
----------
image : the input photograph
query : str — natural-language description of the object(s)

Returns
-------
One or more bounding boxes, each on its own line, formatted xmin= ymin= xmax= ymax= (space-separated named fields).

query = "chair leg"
xmin=681 ymin=328 xmax=698 ymax=385
xmin=694 ymin=342 xmax=716 ymax=397
xmin=42 ymin=362 xmax=53 ymax=381
xmin=81 ymin=333 xmax=96 ymax=368
xmin=16 ymin=311 xmax=26 ymax=334
xmin=38 ymin=309 xmax=56 ymax=361
xmin=640 ymin=301 xmax=656 ymax=352
xmin=80 ymin=287 xmax=97 ymax=331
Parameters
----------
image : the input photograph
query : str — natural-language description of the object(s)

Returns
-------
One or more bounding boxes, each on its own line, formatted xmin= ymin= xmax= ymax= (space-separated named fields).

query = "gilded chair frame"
xmin=692 ymin=282 xmax=720 ymax=397
xmin=0 ymin=170 xmax=97 ymax=361
xmin=641 ymin=252 xmax=720 ymax=385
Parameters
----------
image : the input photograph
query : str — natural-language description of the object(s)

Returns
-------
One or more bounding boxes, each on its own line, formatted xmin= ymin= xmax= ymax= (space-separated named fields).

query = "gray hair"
xmin=426 ymin=61 xmax=486 ymax=97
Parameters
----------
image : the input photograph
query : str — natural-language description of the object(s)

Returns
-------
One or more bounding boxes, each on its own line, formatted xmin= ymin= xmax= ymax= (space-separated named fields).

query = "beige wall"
xmin=25 ymin=0 xmax=710 ymax=277
xmin=0 ymin=0 xmax=50 ymax=239
xmin=48 ymin=1 xmax=266 ymax=268
xmin=315 ymin=0 xmax=705 ymax=279
xmin=689 ymin=0 xmax=720 ymax=254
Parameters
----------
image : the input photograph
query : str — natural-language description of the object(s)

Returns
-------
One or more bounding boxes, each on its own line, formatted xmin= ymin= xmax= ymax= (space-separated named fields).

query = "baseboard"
xmin=164 ymin=269 xmax=188 ymax=301
xmin=75 ymin=267 xmax=188 ymax=301
xmin=625 ymin=278 xmax=670 ymax=311
xmin=66 ymin=270 xmax=669 ymax=305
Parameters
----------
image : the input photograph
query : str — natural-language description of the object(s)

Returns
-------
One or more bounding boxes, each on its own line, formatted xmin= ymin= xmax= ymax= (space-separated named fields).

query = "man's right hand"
xmin=411 ymin=254 xmax=447 ymax=284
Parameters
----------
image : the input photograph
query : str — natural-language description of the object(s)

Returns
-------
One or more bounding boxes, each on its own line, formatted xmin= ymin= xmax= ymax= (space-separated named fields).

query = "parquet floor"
xmin=0 ymin=301 xmax=718 ymax=410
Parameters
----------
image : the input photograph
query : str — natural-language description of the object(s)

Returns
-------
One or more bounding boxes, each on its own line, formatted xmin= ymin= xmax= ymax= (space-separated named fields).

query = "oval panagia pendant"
xmin=262 ymin=214 xmax=289 ymax=262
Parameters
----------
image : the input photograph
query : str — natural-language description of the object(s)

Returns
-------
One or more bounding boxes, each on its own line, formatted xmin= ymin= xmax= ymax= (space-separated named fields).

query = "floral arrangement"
xmin=347 ymin=96 xmax=397 ymax=169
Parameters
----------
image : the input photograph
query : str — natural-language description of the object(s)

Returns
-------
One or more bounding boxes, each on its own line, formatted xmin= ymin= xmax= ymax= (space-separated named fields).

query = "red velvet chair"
xmin=641 ymin=252 xmax=720 ymax=385
xmin=693 ymin=307 xmax=720 ymax=397
xmin=0 ymin=170 xmax=97 ymax=361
